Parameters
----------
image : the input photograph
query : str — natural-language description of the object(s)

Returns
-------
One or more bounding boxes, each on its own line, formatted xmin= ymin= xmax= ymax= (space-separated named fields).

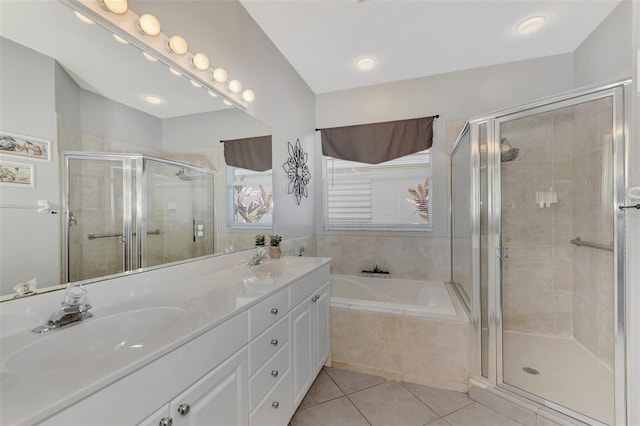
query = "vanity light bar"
xmin=62 ymin=0 xmax=255 ymax=109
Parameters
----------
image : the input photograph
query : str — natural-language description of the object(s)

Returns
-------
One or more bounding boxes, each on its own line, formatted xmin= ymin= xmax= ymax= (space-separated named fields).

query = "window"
xmin=227 ymin=166 xmax=273 ymax=227
xmin=323 ymin=149 xmax=432 ymax=230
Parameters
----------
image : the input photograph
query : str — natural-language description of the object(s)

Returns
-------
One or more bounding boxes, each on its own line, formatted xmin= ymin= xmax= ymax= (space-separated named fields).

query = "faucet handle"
xmin=64 ymin=285 xmax=88 ymax=306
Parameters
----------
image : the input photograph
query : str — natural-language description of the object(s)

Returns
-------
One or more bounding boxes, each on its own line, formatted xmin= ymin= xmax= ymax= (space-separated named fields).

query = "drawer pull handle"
xmin=177 ymin=403 xmax=190 ymax=416
xmin=272 ymin=401 xmax=280 ymax=409
xmin=271 ymin=369 xmax=279 ymax=377
xmin=270 ymin=308 xmax=279 ymax=315
xmin=271 ymin=339 xmax=278 ymax=346
xmin=159 ymin=418 xmax=173 ymax=426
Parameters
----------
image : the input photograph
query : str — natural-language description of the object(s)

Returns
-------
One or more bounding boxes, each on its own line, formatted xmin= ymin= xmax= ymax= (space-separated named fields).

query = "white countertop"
xmin=0 ymin=252 xmax=331 ymax=425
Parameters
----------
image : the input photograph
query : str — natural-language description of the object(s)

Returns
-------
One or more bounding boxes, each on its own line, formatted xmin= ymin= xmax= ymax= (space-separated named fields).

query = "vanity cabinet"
xmin=139 ymin=348 xmax=248 ymax=426
xmin=33 ymin=262 xmax=331 ymax=426
xmin=291 ymin=281 xmax=331 ymax=407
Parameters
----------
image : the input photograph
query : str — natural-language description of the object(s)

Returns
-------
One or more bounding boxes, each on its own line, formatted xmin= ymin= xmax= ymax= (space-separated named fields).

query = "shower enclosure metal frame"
xmin=62 ymin=152 xmax=216 ymax=283
xmin=452 ymin=80 xmax=630 ymax=425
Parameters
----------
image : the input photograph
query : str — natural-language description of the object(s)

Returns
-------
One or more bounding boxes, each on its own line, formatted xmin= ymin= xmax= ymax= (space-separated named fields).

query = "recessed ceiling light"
xmin=517 ymin=16 xmax=546 ymax=35
xmin=145 ymin=96 xmax=161 ymax=104
xmin=356 ymin=57 xmax=376 ymax=71
xmin=74 ymin=11 xmax=94 ymax=25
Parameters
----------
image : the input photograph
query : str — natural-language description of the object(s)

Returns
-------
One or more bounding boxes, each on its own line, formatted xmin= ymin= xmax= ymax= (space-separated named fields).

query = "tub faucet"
xmin=32 ymin=286 xmax=93 ymax=333
xmin=248 ymin=247 xmax=268 ymax=266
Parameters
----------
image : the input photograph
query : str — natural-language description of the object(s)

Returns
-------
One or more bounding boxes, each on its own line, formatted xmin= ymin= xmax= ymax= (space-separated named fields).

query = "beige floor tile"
xmin=298 ymin=370 xmax=345 ymax=410
xmin=290 ymin=396 xmax=369 ymax=426
xmin=443 ymin=403 xmax=522 ymax=426
xmin=402 ymin=382 xmax=472 ymax=417
xmin=348 ymin=382 xmax=439 ymax=426
xmin=324 ymin=366 xmax=388 ymax=394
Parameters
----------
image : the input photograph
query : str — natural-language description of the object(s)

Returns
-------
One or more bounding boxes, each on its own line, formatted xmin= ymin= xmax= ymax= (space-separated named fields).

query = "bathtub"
xmin=329 ymin=274 xmax=470 ymax=391
xmin=330 ymin=274 xmax=462 ymax=320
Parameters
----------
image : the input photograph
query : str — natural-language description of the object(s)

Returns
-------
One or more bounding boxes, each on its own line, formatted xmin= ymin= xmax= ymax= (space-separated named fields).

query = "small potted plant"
xmin=255 ymin=234 xmax=266 ymax=247
xmin=269 ymin=234 xmax=282 ymax=259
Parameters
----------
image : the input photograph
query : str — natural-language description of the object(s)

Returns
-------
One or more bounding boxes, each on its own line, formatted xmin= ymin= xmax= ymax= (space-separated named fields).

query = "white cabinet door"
xmin=171 ymin=348 xmax=249 ymax=426
xmin=313 ymin=282 xmax=331 ymax=371
xmin=138 ymin=405 xmax=171 ymax=426
xmin=290 ymin=298 xmax=314 ymax=408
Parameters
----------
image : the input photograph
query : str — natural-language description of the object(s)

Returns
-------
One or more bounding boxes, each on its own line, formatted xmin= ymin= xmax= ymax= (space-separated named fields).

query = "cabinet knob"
xmin=177 ymin=403 xmax=190 ymax=416
xmin=159 ymin=418 xmax=173 ymax=426
xmin=270 ymin=308 xmax=279 ymax=315
xmin=270 ymin=338 xmax=278 ymax=346
xmin=272 ymin=401 xmax=280 ymax=409
xmin=271 ymin=369 xmax=279 ymax=377
xmin=312 ymin=295 xmax=320 ymax=302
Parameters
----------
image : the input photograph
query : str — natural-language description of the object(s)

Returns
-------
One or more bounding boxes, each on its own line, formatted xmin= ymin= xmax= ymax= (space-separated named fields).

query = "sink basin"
xmin=3 ymin=307 xmax=187 ymax=373
xmin=250 ymin=258 xmax=308 ymax=275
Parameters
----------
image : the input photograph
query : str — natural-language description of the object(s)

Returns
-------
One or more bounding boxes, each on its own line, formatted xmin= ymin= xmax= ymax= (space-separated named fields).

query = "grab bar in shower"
xmin=570 ymin=237 xmax=613 ymax=252
xmin=87 ymin=229 xmax=162 ymax=240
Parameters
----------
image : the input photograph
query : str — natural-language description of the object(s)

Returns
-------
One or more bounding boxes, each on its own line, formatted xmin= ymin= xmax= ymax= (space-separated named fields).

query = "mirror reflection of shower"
xmin=500 ymin=137 xmax=519 ymax=162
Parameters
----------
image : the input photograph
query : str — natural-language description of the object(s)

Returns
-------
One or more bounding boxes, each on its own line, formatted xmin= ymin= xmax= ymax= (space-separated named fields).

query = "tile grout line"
xmin=344 ymin=393 xmax=373 ymax=425
xmin=400 ymin=382 xmax=449 ymax=420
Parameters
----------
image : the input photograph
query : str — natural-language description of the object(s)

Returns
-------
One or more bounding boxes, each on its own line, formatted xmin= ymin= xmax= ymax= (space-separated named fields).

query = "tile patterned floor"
xmin=291 ymin=367 xmax=523 ymax=426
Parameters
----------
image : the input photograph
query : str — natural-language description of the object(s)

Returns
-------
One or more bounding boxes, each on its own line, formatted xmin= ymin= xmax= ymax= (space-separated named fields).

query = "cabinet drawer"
xmin=249 ymin=287 xmax=290 ymax=339
xmin=249 ymin=343 xmax=290 ymax=411
xmin=249 ymin=315 xmax=289 ymax=375
xmin=290 ymin=266 xmax=330 ymax=307
xmin=249 ymin=371 xmax=291 ymax=426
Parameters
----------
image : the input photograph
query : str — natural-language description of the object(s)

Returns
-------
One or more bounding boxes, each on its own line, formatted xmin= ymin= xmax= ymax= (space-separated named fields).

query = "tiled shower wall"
xmin=500 ymin=96 xmax=614 ymax=368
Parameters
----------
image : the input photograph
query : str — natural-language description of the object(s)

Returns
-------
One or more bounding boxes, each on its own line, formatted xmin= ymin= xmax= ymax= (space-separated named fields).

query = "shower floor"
xmin=502 ymin=330 xmax=614 ymax=425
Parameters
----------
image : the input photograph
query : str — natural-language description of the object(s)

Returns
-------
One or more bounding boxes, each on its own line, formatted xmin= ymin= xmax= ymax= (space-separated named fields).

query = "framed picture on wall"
xmin=0 ymin=160 xmax=35 ymax=187
xmin=0 ymin=131 xmax=51 ymax=162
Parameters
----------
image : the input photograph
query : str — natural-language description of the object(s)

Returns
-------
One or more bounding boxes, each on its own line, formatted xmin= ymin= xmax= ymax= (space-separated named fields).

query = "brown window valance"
xmin=319 ymin=116 xmax=435 ymax=164
xmin=221 ymin=135 xmax=272 ymax=172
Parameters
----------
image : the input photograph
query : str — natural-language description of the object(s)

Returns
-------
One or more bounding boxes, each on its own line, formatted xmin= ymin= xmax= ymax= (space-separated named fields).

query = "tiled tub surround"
xmin=316 ymin=235 xmax=450 ymax=282
xmin=329 ymin=275 xmax=470 ymax=392
xmin=0 ymin=252 xmax=331 ymax=425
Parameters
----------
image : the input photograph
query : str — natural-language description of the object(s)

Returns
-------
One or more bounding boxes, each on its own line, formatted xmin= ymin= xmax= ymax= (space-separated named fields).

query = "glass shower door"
xmin=66 ymin=156 xmax=128 ymax=282
xmin=497 ymin=94 xmax=618 ymax=425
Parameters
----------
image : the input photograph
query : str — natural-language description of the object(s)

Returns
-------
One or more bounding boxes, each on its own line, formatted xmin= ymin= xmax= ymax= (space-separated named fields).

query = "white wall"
xmin=573 ymin=0 xmax=632 ymax=88
xmin=130 ymin=1 xmax=317 ymax=242
xmin=316 ymin=53 xmax=575 ymax=239
xmin=0 ymin=37 xmax=60 ymax=293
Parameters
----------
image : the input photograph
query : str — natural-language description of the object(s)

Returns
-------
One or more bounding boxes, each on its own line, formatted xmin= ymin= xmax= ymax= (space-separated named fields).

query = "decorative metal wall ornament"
xmin=283 ymin=139 xmax=311 ymax=205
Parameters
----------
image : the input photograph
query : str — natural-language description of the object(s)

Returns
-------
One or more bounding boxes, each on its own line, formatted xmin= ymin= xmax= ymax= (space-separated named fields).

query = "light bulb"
xmin=74 ymin=11 xmax=94 ymax=24
xmin=228 ymin=79 xmax=242 ymax=93
xmin=168 ymin=35 xmax=188 ymax=55
xmin=212 ymin=68 xmax=228 ymax=83
xmin=192 ymin=53 xmax=210 ymax=71
xmin=138 ymin=13 xmax=160 ymax=36
xmin=100 ymin=0 xmax=128 ymax=15
xmin=142 ymin=52 xmax=158 ymax=62
xmin=208 ymin=90 xmax=219 ymax=98
xmin=223 ymin=99 xmax=233 ymax=106
xmin=191 ymin=80 xmax=202 ymax=88
xmin=112 ymin=34 xmax=129 ymax=44
xmin=169 ymin=68 xmax=182 ymax=77
xmin=242 ymin=90 xmax=255 ymax=102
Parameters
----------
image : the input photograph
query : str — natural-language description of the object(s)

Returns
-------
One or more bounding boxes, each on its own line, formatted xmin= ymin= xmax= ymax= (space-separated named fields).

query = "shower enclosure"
xmin=63 ymin=152 xmax=215 ymax=283
xmin=451 ymin=81 xmax=629 ymax=425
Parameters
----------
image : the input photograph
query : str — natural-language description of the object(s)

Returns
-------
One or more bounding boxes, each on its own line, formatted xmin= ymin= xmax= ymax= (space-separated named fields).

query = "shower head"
xmin=500 ymin=138 xmax=520 ymax=162
xmin=175 ymin=168 xmax=193 ymax=181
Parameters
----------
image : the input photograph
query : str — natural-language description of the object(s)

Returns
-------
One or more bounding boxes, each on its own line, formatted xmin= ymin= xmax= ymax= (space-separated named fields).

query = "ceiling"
xmin=0 ymin=1 xmax=230 ymax=119
xmin=240 ymin=0 xmax=622 ymax=94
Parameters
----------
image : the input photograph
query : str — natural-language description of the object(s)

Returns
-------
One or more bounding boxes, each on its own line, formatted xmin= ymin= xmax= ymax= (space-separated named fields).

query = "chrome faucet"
xmin=32 ymin=285 xmax=93 ymax=333
xmin=248 ymin=247 xmax=268 ymax=266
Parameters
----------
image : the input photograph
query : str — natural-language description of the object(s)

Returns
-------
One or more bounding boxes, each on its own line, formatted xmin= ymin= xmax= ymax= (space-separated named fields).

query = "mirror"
xmin=0 ymin=1 xmax=272 ymax=300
